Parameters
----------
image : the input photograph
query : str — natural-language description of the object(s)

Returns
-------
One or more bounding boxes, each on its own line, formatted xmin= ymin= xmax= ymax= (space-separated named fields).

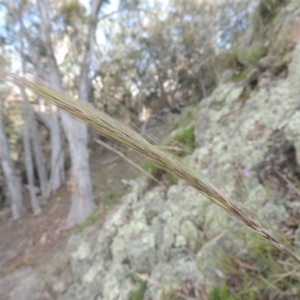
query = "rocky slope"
xmin=4 ymin=0 xmax=300 ymax=299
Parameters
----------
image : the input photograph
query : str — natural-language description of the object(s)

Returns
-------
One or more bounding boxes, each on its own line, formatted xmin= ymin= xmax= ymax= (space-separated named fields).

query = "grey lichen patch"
xmin=111 ymin=235 xmax=127 ymax=263
xmin=144 ymin=260 xmax=198 ymax=300
xmin=178 ymin=219 xmax=200 ymax=249
xmin=101 ymin=264 xmax=136 ymax=300
xmin=71 ymin=241 xmax=91 ymax=260
xmin=202 ymin=204 xmax=229 ymax=240
xmin=143 ymin=187 xmax=165 ymax=225
xmin=246 ymin=184 xmax=267 ymax=210
xmin=83 ymin=264 xmax=103 ymax=284
xmin=225 ymin=85 xmax=244 ymax=105
xmin=195 ymin=231 xmax=228 ymax=291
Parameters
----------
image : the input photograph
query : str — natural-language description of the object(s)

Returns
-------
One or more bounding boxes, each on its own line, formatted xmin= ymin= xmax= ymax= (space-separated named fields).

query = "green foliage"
xmin=218 ymin=231 xmax=300 ymax=299
xmin=246 ymin=45 xmax=263 ymax=65
xmin=209 ymin=282 xmax=236 ymax=300
xmin=244 ymin=233 xmax=284 ymax=279
xmin=174 ymin=108 xmax=196 ymax=129
xmin=161 ymin=289 xmax=178 ymax=300
xmin=144 ymin=160 xmax=164 ymax=178
xmin=60 ymin=0 xmax=86 ymax=25
xmin=169 ymin=172 xmax=179 ymax=185
xmin=93 ymin=0 xmax=251 ymax=116
xmin=229 ymin=47 xmax=241 ymax=69
xmin=130 ymin=280 xmax=148 ymax=300
xmin=145 ymin=113 xmax=195 ymax=181
xmin=231 ymin=72 xmax=247 ymax=82
xmin=173 ymin=124 xmax=195 ymax=153
xmin=75 ymin=208 xmax=105 ymax=232
xmin=230 ymin=43 xmax=263 ymax=71
xmin=102 ymin=190 xmax=118 ymax=206
xmin=144 ymin=159 xmax=179 ymax=187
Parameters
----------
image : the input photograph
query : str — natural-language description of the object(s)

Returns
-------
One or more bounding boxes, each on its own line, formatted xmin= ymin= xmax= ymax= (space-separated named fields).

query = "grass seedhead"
xmin=1 ymin=70 xmax=299 ymax=265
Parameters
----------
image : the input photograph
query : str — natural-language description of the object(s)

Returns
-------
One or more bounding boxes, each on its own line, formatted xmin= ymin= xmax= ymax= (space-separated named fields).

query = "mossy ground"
xmin=129 ymin=279 xmax=148 ymax=300
xmin=209 ymin=281 xmax=236 ymax=300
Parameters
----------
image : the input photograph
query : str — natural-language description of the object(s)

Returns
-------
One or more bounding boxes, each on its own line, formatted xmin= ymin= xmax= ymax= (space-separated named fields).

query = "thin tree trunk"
xmin=19 ymin=30 xmax=49 ymax=202
xmin=63 ymin=0 xmax=105 ymax=226
xmin=64 ymin=119 xmax=95 ymax=226
xmin=45 ymin=57 xmax=96 ymax=227
xmin=9 ymin=3 xmax=65 ymax=195
xmin=21 ymin=87 xmax=41 ymax=215
xmin=0 ymin=100 xmax=25 ymax=219
xmin=28 ymin=105 xmax=49 ymax=200
xmin=49 ymin=108 xmax=65 ymax=193
xmin=37 ymin=0 xmax=105 ymax=226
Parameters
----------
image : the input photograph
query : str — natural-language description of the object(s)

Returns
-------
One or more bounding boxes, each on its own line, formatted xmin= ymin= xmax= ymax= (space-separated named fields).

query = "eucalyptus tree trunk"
xmin=64 ymin=0 xmax=105 ymax=225
xmin=6 ymin=3 xmax=65 ymax=195
xmin=35 ymin=1 xmax=65 ymax=194
xmin=20 ymin=87 xmax=41 ymax=215
xmin=19 ymin=30 xmax=49 ymax=202
xmin=28 ymin=104 xmax=49 ymax=200
xmin=37 ymin=0 xmax=107 ymax=226
xmin=48 ymin=108 xmax=65 ymax=193
xmin=0 ymin=100 xmax=25 ymax=219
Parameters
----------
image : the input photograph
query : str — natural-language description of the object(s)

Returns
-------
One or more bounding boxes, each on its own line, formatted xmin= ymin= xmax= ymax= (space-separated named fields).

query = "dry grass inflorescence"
xmin=1 ymin=70 xmax=300 ymax=268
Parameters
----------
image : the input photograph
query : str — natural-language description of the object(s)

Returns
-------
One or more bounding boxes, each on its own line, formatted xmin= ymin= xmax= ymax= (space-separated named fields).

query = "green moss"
xmin=169 ymin=172 xmax=179 ymax=185
xmin=130 ymin=280 xmax=148 ymax=300
xmin=231 ymin=44 xmax=263 ymax=69
xmin=230 ymin=47 xmax=240 ymax=66
xmin=174 ymin=108 xmax=196 ymax=129
xmin=209 ymin=282 xmax=236 ymax=300
xmin=231 ymin=72 xmax=247 ymax=82
xmin=247 ymin=46 xmax=263 ymax=65
xmin=161 ymin=289 xmax=178 ymax=300
xmin=174 ymin=124 xmax=195 ymax=153
xmin=75 ymin=208 xmax=105 ymax=232
xmin=144 ymin=160 xmax=164 ymax=177
xmin=102 ymin=190 xmax=118 ymax=206
xmin=143 ymin=159 xmax=178 ymax=187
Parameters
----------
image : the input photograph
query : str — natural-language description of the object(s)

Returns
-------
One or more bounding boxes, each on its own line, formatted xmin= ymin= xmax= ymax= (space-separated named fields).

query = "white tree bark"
xmin=5 ymin=0 xmax=105 ymax=225
xmin=20 ymin=87 xmax=41 ymax=215
xmin=48 ymin=108 xmax=65 ymax=193
xmin=37 ymin=0 xmax=108 ymax=226
xmin=0 ymin=99 xmax=25 ymax=219
xmin=6 ymin=3 xmax=65 ymax=195
xmin=19 ymin=34 xmax=49 ymax=202
xmin=28 ymin=105 xmax=49 ymax=200
xmin=63 ymin=0 xmax=105 ymax=225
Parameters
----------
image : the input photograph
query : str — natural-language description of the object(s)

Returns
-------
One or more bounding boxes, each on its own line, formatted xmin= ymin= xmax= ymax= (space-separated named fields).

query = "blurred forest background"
xmin=0 ymin=0 xmax=254 ymax=225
